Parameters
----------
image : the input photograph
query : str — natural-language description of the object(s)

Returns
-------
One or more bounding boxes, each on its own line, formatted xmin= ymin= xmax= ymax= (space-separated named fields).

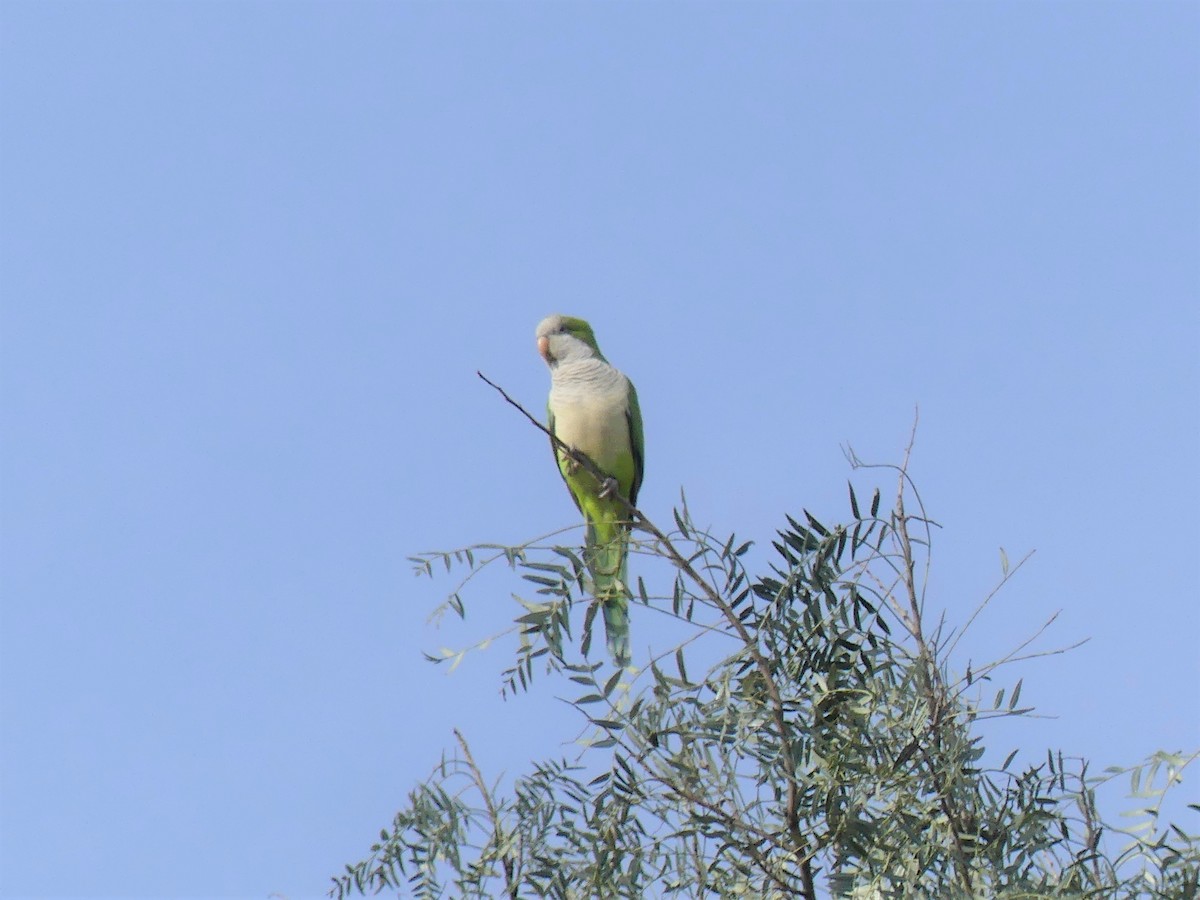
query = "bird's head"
xmin=536 ymin=315 xmax=606 ymax=366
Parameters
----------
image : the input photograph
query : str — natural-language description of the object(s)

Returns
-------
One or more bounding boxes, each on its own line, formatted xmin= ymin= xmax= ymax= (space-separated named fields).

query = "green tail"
xmin=585 ymin=518 xmax=631 ymax=666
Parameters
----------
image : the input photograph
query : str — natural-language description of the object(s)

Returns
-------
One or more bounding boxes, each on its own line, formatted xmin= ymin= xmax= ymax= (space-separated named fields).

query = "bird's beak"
xmin=537 ymin=335 xmax=551 ymax=362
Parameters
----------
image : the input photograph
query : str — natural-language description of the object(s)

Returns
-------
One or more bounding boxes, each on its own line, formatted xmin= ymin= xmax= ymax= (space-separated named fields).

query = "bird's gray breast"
xmin=549 ymin=363 xmax=630 ymax=465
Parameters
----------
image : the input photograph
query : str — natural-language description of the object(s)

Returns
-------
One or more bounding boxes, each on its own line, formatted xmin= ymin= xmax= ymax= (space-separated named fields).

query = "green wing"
xmin=625 ymin=379 xmax=645 ymax=507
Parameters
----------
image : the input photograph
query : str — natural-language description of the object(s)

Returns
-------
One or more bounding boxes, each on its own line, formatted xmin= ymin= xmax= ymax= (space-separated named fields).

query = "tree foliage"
xmin=332 ymin=441 xmax=1198 ymax=899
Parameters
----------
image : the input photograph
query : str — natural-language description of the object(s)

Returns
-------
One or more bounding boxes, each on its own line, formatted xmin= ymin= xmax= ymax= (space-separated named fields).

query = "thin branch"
xmin=957 ymin=636 xmax=1091 ymax=697
xmin=479 ymin=370 xmax=631 ymax=514
xmin=851 ymin=419 xmax=977 ymax=893
xmin=944 ymin=549 xmax=1037 ymax=660
xmin=454 ymin=728 xmax=520 ymax=898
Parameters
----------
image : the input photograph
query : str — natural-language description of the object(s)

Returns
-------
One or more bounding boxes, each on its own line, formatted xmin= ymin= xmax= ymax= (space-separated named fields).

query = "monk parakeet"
xmin=536 ymin=314 xmax=644 ymax=666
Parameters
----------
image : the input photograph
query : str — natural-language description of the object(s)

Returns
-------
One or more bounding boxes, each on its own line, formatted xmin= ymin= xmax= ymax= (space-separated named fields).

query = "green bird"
xmin=536 ymin=314 xmax=644 ymax=666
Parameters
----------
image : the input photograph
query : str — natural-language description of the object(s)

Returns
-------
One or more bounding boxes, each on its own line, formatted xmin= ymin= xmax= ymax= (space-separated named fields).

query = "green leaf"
xmin=730 ymin=586 xmax=751 ymax=610
xmin=781 ymin=531 xmax=813 ymax=555
xmin=893 ymin=739 xmax=919 ymax=769
xmin=522 ymin=574 xmax=562 ymax=588
xmin=523 ymin=561 xmax=568 ymax=573
xmin=603 ymin=668 xmax=622 ymax=698
xmin=1009 ymin=678 xmax=1023 ymax=710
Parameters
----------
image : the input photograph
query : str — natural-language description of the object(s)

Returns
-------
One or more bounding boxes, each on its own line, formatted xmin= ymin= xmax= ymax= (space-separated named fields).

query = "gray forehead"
xmin=535 ymin=315 xmax=565 ymax=337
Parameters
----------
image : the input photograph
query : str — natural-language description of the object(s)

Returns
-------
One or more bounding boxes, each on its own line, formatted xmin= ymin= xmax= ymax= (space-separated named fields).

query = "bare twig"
xmin=957 ymin=623 xmax=1090 ymax=693
xmin=850 ymin=418 xmax=977 ymax=892
xmin=479 ymin=370 xmax=632 ymax=513
xmin=455 ymin=728 xmax=520 ymax=898
xmin=943 ymin=549 xmax=1037 ymax=660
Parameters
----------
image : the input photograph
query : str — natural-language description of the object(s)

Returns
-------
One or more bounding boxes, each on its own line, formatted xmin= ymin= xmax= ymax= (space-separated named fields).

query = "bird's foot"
xmin=598 ymin=476 xmax=620 ymax=499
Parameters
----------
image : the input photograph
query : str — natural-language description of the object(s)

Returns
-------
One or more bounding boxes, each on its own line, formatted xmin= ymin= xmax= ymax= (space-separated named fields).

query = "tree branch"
xmin=454 ymin=728 xmax=520 ymax=898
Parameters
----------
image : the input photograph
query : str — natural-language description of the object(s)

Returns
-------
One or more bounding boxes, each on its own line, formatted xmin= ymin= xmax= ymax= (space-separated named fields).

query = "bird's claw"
xmin=599 ymin=476 xmax=620 ymax=499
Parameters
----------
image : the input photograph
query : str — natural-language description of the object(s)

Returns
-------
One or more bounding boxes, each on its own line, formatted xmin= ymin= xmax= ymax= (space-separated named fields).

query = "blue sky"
xmin=2 ymin=2 xmax=1197 ymax=897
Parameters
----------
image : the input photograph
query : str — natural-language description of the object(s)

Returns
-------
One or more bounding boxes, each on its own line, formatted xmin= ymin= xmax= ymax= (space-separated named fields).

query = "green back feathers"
xmin=625 ymin=381 xmax=645 ymax=507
